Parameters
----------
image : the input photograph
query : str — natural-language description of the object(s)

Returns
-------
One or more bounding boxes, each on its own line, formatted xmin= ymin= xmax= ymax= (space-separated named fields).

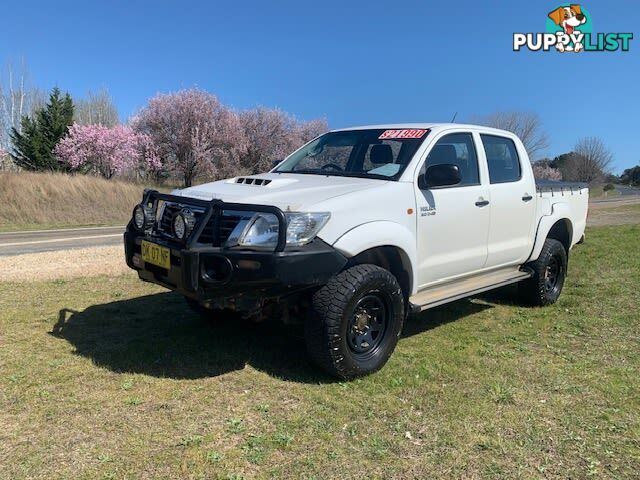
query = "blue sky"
xmin=1 ymin=0 xmax=638 ymax=172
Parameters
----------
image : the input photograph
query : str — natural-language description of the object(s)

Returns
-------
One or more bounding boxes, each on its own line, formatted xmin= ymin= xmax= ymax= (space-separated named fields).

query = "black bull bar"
xmin=138 ymin=189 xmax=288 ymax=252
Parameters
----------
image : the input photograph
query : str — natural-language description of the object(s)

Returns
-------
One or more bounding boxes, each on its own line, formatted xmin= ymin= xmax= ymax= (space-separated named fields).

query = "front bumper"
xmin=124 ymin=228 xmax=347 ymax=301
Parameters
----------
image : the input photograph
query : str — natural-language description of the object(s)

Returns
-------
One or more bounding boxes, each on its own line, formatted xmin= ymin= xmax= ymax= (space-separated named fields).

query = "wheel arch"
xmin=529 ymin=214 xmax=573 ymax=262
xmin=547 ymin=218 xmax=573 ymax=254
xmin=330 ymin=221 xmax=417 ymax=297
xmin=346 ymin=246 xmax=413 ymax=301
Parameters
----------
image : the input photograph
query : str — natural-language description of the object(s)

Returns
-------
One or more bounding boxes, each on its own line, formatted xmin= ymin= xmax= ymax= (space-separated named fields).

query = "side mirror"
xmin=271 ymin=159 xmax=283 ymax=169
xmin=420 ymin=164 xmax=461 ymax=189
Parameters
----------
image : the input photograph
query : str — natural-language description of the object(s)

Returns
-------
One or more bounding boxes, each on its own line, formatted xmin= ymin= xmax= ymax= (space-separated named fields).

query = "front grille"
xmin=220 ymin=214 xmax=243 ymax=240
xmin=158 ymin=203 xmax=183 ymax=233
xmin=158 ymin=202 xmax=245 ymax=245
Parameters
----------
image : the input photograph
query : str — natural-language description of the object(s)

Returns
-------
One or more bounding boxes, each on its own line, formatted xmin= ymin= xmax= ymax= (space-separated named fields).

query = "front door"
xmin=415 ymin=132 xmax=490 ymax=288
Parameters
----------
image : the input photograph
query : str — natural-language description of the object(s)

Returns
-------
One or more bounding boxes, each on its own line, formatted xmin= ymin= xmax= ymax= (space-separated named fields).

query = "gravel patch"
xmin=0 ymin=245 xmax=132 ymax=282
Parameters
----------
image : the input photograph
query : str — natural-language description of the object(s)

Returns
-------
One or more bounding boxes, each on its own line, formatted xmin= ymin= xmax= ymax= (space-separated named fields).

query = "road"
xmin=590 ymin=184 xmax=640 ymax=204
xmin=0 ymin=225 xmax=124 ymax=257
xmin=615 ymin=184 xmax=640 ymax=196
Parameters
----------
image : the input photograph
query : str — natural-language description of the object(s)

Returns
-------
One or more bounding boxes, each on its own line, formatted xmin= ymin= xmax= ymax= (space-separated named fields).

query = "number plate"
xmin=141 ymin=240 xmax=170 ymax=270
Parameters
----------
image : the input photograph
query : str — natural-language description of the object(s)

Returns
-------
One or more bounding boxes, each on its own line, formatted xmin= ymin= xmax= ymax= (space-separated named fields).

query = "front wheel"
xmin=519 ymin=238 xmax=567 ymax=306
xmin=305 ymin=264 xmax=405 ymax=379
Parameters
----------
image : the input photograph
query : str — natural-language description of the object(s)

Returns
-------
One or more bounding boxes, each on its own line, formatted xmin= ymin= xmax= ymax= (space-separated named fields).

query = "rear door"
xmin=479 ymin=134 xmax=537 ymax=267
xmin=414 ymin=131 xmax=491 ymax=288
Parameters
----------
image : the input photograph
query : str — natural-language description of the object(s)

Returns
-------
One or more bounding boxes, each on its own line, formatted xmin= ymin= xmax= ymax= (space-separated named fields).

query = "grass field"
xmin=588 ymin=200 xmax=640 ymax=226
xmin=1 ymin=225 xmax=639 ymax=479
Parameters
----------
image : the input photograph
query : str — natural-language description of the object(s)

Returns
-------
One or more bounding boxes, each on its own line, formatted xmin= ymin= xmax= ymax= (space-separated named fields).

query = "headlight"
xmin=133 ymin=204 xmax=154 ymax=231
xmin=285 ymin=212 xmax=331 ymax=246
xmin=238 ymin=213 xmax=280 ymax=248
xmin=172 ymin=209 xmax=195 ymax=240
xmin=237 ymin=212 xmax=330 ymax=249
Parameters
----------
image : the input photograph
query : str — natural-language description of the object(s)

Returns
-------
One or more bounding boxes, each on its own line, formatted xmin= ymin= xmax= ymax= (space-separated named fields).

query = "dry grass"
xmin=0 ymin=225 xmax=639 ymax=479
xmin=588 ymin=197 xmax=640 ymax=226
xmin=0 ymin=246 xmax=131 ymax=282
xmin=0 ymin=172 xmax=149 ymax=231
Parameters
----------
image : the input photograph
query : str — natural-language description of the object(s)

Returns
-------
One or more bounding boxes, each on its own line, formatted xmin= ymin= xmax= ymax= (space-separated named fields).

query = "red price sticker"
xmin=378 ymin=129 xmax=428 ymax=140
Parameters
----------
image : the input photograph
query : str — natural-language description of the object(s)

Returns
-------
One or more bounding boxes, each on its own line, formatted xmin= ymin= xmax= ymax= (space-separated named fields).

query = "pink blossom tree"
xmin=238 ymin=108 xmax=328 ymax=174
xmin=294 ymin=118 xmax=329 ymax=145
xmin=55 ymin=123 xmax=160 ymax=179
xmin=132 ymin=89 xmax=246 ymax=187
xmin=533 ymin=164 xmax=563 ymax=181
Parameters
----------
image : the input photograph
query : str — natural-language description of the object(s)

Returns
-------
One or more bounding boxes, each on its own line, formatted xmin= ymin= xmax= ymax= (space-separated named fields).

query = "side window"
xmin=420 ymin=133 xmax=479 ymax=187
xmin=481 ymin=134 xmax=521 ymax=184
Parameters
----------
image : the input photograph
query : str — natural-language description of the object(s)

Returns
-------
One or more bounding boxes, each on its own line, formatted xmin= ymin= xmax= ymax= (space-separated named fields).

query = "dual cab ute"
xmin=125 ymin=123 xmax=588 ymax=379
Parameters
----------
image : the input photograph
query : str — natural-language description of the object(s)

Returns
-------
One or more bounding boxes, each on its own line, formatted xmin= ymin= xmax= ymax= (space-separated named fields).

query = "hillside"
xmin=0 ymin=172 xmax=149 ymax=231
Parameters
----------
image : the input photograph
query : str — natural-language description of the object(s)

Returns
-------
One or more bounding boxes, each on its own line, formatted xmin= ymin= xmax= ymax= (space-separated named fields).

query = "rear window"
xmin=481 ymin=134 xmax=521 ymax=184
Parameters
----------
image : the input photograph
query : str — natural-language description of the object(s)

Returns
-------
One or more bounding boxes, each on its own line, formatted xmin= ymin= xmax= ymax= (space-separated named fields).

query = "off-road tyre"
xmin=519 ymin=238 xmax=567 ymax=306
xmin=305 ymin=264 xmax=405 ymax=379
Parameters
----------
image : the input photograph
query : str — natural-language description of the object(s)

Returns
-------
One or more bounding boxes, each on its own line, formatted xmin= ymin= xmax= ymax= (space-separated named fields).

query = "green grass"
xmin=1 ymin=225 xmax=639 ymax=479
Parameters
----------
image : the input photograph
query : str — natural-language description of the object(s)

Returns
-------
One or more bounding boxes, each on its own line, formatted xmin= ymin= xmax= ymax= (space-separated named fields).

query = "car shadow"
xmin=51 ymin=289 xmax=507 ymax=383
xmin=403 ymin=297 xmax=494 ymax=338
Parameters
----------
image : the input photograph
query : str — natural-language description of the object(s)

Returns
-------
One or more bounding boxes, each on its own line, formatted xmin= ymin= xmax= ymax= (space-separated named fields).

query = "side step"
xmin=409 ymin=267 xmax=532 ymax=313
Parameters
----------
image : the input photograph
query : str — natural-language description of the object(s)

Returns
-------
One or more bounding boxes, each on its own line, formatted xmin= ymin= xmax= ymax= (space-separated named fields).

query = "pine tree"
xmin=10 ymin=87 xmax=74 ymax=171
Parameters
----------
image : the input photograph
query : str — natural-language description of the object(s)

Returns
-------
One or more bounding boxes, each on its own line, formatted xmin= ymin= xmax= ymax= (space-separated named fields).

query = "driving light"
xmin=133 ymin=204 xmax=154 ymax=231
xmin=237 ymin=212 xmax=330 ymax=249
xmin=172 ymin=209 xmax=196 ymax=241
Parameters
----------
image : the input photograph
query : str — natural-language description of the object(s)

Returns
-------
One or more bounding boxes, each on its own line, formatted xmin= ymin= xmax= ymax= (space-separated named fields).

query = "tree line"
xmin=0 ymin=62 xmax=327 ymax=187
xmin=1 ymin=61 xmax=637 ymax=187
xmin=471 ymin=111 xmax=633 ymax=185
xmin=3 ymin=86 xmax=327 ymax=187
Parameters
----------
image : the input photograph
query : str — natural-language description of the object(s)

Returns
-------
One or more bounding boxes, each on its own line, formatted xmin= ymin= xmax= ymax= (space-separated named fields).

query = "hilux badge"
xmin=420 ymin=206 xmax=436 ymax=217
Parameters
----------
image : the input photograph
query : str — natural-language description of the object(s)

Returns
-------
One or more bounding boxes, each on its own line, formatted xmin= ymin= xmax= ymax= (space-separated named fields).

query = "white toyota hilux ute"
xmin=125 ymin=123 xmax=589 ymax=379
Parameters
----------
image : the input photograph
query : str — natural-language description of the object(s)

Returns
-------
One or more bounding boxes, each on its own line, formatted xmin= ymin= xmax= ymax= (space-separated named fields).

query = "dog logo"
xmin=513 ymin=4 xmax=633 ymax=53
xmin=547 ymin=4 xmax=587 ymax=51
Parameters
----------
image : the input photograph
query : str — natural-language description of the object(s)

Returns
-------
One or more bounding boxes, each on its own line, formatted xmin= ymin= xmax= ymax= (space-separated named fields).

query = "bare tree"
xmin=0 ymin=60 xmax=46 ymax=172
xmin=562 ymin=136 xmax=614 ymax=183
xmin=0 ymin=59 xmax=45 ymax=152
xmin=75 ymin=89 xmax=119 ymax=127
xmin=0 ymin=144 xmax=12 ymax=171
xmin=472 ymin=111 xmax=549 ymax=160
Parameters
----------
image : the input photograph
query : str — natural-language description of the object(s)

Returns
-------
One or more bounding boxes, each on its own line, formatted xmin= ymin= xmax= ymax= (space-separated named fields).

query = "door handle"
xmin=475 ymin=200 xmax=490 ymax=207
xmin=522 ymin=194 xmax=533 ymax=202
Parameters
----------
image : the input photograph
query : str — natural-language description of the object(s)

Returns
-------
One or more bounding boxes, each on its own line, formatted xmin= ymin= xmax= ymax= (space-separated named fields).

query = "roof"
xmin=331 ymin=123 xmax=516 ymax=137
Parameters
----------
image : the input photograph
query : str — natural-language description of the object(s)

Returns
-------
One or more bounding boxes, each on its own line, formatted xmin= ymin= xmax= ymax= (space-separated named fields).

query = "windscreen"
xmin=274 ymin=128 xmax=429 ymax=180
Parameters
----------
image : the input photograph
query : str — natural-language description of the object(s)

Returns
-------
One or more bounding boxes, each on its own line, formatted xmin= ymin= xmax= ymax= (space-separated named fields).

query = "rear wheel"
xmin=519 ymin=238 xmax=567 ymax=306
xmin=305 ymin=264 xmax=405 ymax=379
